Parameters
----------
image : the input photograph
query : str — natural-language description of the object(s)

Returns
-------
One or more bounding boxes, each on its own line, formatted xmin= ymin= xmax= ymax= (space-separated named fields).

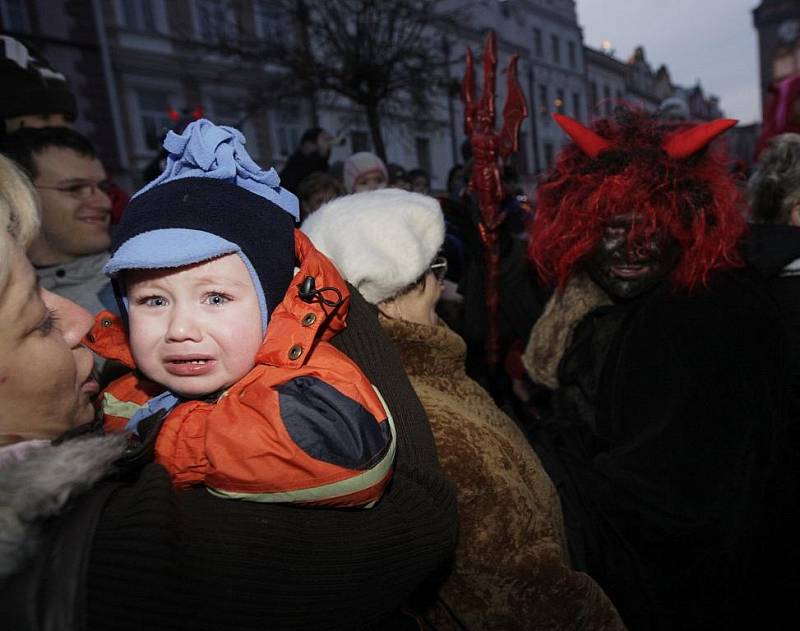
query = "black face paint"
xmin=585 ymin=214 xmax=679 ymax=301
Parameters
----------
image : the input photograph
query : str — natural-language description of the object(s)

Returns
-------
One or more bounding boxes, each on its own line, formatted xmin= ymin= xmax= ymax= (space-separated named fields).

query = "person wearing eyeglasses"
xmin=0 ymin=126 xmax=116 ymax=315
xmin=302 ymin=188 xmax=624 ymax=630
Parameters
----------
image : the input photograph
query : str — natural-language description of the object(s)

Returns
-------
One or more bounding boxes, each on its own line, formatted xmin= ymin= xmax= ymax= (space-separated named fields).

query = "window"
xmin=551 ymin=34 xmax=560 ymax=64
xmin=555 ymin=88 xmax=565 ymax=114
xmin=567 ymin=41 xmax=576 ymax=69
xmin=350 ymin=131 xmax=370 ymax=154
xmin=0 ymin=0 xmax=31 ymax=32
xmin=544 ymin=142 xmax=554 ymax=169
xmin=538 ymin=84 xmax=549 ymax=118
xmin=590 ymin=81 xmax=598 ymax=112
xmin=254 ymin=0 xmax=284 ymax=43
xmin=415 ymin=137 xmax=431 ymax=174
xmin=603 ymin=85 xmax=611 ymax=115
xmin=135 ymin=88 xmax=174 ymax=151
xmin=273 ymin=108 xmax=302 ymax=157
xmin=572 ymin=92 xmax=581 ymax=119
xmin=194 ymin=0 xmax=236 ymax=43
xmin=120 ymin=0 xmax=159 ymax=33
xmin=533 ymin=27 xmax=543 ymax=57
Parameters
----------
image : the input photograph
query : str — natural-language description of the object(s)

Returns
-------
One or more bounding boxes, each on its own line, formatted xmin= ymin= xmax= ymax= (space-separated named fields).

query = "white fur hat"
xmin=301 ymin=188 xmax=445 ymax=305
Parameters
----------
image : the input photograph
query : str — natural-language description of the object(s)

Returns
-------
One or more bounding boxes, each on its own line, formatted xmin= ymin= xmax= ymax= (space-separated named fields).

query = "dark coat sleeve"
xmin=86 ymin=286 xmax=458 ymax=631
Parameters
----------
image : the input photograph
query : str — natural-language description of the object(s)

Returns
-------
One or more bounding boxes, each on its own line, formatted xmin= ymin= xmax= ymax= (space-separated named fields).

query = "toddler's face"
xmin=126 ymin=253 xmax=263 ymax=398
xmin=353 ymin=171 xmax=387 ymax=193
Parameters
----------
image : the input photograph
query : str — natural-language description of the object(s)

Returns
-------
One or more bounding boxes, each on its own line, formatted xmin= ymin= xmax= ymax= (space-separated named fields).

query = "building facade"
xmin=584 ymin=43 xmax=723 ymax=122
xmin=2 ymin=0 xmax=591 ymax=188
xmin=584 ymin=45 xmax=627 ymax=117
xmin=753 ymin=0 xmax=800 ymax=115
xmin=437 ymin=0 xmax=589 ymax=175
xmin=2 ymin=0 xmax=729 ymax=191
xmin=0 ymin=0 xmax=126 ymax=176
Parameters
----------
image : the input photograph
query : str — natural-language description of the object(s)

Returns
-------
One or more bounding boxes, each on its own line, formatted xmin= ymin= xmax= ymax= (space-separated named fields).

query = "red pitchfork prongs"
xmin=461 ymin=31 xmax=528 ymax=369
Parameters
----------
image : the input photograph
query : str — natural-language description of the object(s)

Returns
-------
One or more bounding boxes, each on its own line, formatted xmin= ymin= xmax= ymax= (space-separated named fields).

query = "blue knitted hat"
xmin=105 ymin=119 xmax=299 ymax=332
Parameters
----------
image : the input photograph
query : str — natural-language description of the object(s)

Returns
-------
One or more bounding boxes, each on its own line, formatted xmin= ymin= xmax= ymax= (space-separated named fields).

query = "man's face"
xmin=126 ymin=254 xmax=264 ymax=398
xmin=315 ymin=131 xmax=335 ymax=158
xmin=31 ymin=147 xmax=112 ymax=264
xmin=585 ymin=213 xmax=678 ymax=301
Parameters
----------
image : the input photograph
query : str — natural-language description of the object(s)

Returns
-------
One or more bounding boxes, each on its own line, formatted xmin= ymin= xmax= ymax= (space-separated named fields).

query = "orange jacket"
xmin=86 ymin=230 xmax=394 ymax=507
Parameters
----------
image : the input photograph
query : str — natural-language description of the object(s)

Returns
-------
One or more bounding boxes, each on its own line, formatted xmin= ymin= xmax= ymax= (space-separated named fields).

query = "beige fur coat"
xmin=380 ymin=316 xmax=624 ymax=631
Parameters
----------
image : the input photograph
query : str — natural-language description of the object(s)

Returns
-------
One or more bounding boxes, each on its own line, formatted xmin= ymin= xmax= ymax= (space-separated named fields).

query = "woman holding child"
xmin=0 ymin=121 xmax=457 ymax=629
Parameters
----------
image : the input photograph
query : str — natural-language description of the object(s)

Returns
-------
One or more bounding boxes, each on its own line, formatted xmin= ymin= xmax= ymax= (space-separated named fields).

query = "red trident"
xmin=461 ymin=30 xmax=528 ymax=368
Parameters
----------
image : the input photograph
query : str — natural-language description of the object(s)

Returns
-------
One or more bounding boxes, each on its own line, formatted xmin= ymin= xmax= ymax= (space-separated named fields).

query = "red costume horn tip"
xmin=662 ymin=118 xmax=737 ymax=159
xmin=553 ymin=113 xmax=612 ymax=157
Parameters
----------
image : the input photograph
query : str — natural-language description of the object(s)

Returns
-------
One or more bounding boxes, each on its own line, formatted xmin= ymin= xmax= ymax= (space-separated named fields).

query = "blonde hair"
xmin=0 ymin=154 xmax=41 ymax=293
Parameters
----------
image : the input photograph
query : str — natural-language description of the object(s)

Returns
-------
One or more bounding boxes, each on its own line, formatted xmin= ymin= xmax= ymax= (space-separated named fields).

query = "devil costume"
xmin=523 ymin=112 xmax=797 ymax=630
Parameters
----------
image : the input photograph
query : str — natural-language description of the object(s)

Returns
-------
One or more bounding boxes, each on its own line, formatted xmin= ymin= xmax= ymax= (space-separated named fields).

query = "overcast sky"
xmin=575 ymin=0 xmax=762 ymax=124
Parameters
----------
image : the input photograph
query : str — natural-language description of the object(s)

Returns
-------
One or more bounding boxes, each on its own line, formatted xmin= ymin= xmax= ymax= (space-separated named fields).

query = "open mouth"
xmin=164 ymin=357 xmax=216 ymax=376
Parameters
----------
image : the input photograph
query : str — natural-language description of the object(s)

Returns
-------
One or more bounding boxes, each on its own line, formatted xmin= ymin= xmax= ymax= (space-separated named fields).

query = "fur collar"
xmin=379 ymin=315 xmax=467 ymax=379
xmin=522 ymin=274 xmax=612 ymax=389
xmin=0 ymin=434 xmax=126 ymax=579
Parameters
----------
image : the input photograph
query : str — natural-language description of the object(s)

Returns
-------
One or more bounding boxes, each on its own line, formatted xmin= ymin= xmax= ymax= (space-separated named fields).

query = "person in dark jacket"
xmin=745 ymin=136 xmax=800 ymax=559
xmin=0 ymin=154 xmax=458 ymax=630
xmin=522 ymin=110 xmax=797 ymax=630
xmin=279 ymin=127 xmax=336 ymax=194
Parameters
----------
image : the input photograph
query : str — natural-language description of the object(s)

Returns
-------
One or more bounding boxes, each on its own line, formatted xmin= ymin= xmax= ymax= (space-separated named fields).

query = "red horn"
xmin=166 ymin=106 xmax=181 ymax=123
xmin=553 ymin=113 xmax=612 ymax=157
xmin=662 ymin=118 xmax=737 ymax=159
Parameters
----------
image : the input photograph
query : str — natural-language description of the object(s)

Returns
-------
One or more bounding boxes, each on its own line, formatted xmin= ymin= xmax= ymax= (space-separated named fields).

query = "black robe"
xmin=745 ymin=223 xmax=800 ymax=402
xmin=531 ymin=266 xmax=796 ymax=630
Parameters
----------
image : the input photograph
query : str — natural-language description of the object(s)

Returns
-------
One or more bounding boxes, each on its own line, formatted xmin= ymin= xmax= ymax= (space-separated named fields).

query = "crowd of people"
xmin=2 ymin=33 xmax=800 ymax=631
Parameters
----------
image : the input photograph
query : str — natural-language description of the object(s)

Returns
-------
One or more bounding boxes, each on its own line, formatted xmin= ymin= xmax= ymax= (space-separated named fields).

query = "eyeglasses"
xmin=391 ymin=256 xmax=450 ymax=300
xmin=36 ymin=180 xmax=113 ymax=200
xmin=429 ymin=256 xmax=448 ymax=282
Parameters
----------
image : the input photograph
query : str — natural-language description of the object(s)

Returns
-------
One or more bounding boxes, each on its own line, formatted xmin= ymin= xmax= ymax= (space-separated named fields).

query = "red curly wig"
xmin=529 ymin=110 xmax=746 ymax=291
